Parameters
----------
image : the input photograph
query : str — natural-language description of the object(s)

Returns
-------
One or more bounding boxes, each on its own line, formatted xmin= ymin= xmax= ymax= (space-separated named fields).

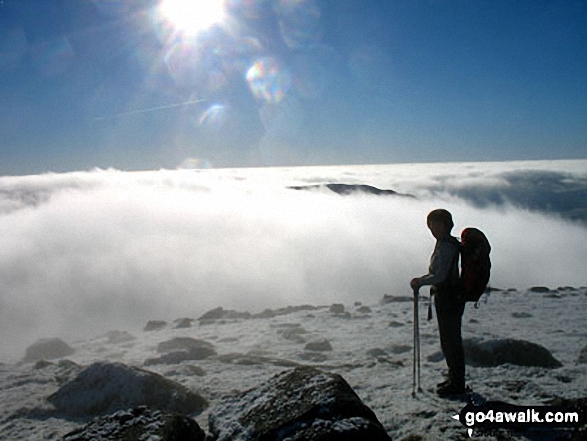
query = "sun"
xmin=159 ymin=0 xmax=226 ymax=36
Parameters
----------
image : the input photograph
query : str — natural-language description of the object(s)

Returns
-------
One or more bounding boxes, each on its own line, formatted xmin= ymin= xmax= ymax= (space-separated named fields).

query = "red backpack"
xmin=460 ymin=228 xmax=491 ymax=305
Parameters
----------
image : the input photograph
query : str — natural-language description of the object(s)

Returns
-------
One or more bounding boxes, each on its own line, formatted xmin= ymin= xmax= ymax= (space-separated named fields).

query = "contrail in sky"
xmin=94 ymin=98 xmax=207 ymax=121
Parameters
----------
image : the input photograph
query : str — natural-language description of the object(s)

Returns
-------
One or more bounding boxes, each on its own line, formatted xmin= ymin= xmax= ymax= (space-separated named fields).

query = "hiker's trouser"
xmin=434 ymin=288 xmax=466 ymax=384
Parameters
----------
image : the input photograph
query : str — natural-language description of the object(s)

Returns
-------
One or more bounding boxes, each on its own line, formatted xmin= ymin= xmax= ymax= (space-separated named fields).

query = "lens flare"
xmin=177 ymin=157 xmax=212 ymax=169
xmin=246 ymin=57 xmax=292 ymax=104
xmin=199 ymin=104 xmax=227 ymax=129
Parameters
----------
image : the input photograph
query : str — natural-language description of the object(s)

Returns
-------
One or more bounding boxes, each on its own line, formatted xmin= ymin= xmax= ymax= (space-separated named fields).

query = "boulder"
xmin=329 ymin=303 xmax=345 ymax=314
xmin=279 ymin=326 xmax=308 ymax=343
xmin=208 ymin=366 xmax=391 ymax=440
xmin=63 ymin=406 xmax=206 ymax=441
xmin=366 ymin=348 xmax=387 ymax=358
xmin=577 ymin=345 xmax=587 ymax=365
xmin=47 ymin=362 xmax=208 ymax=418
xmin=157 ymin=337 xmax=216 ymax=360
xmin=104 ymin=330 xmax=136 ymax=344
xmin=174 ymin=317 xmax=195 ymax=328
xmin=464 ymin=338 xmax=562 ymax=368
xmin=511 ymin=312 xmax=533 ymax=319
xmin=145 ymin=351 xmax=206 ymax=366
xmin=305 ymin=339 xmax=333 ymax=352
xmin=381 ymin=294 xmax=412 ymax=304
xmin=22 ymin=338 xmax=75 ymax=363
xmin=198 ymin=307 xmax=251 ymax=322
xmin=144 ymin=320 xmax=167 ymax=331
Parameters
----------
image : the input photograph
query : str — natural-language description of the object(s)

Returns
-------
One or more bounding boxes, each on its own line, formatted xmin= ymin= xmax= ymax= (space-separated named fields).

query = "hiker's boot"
xmin=436 ymin=379 xmax=466 ymax=397
xmin=436 ymin=379 xmax=450 ymax=389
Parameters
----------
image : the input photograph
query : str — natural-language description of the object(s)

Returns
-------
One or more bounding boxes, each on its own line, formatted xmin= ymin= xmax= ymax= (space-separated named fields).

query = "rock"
xmin=104 ymin=330 xmax=136 ymax=344
xmin=298 ymin=352 xmax=329 ymax=362
xmin=390 ymin=344 xmax=412 ymax=355
xmin=144 ymin=320 xmax=167 ymax=331
xmin=198 ymin=307 xmax=251 ymax=322
xmin=22 ymin=338 xmax=75 ymax=363
xmin=198 ymin=306 xmax=225 ymax=321
xmin=305 ymin=339 xmax=333 ymax=352
xmin=427 ymin=351 xmax=445 ymax=363
xmin=63 ymin=406 xmax=206 ymax=441
xmin=157 ymin=337 xmax=216 ymax=360
xmin=577 ymin=345 xmax=587 ymax=364
xmin=329 ymin=303 xmax=345 ymax=314
xmin=388 ymin=321 xmax=405 ymax=328
xmin=253 ymin=309 xmax=277 ymax=319
xmin=47 ymin=361 xmax=208 ymax=418
xmin=529 ymin=286 xmax=551 ymax=293
xmin=34 ymin=360 xmax=55 ymax=369
xmin=280 ymin=326 xmax=308 ymax=344
xmin=464 ymin=338 xmax=562 ymax=368
xmin=145 ymin=351 xmax=208 ymax=366
xmin=511 ymin=312 xmax=533 ymax=318
xmin=174 ymin=317 xmax=195 ymax=328
xmin=381 ymin=294 xmax=412 ymax=304
xmin=356 ymin=306 xmax=372 ymax=314
xmin=544 ymin=396 xmax=587 ymax=441
xmin=208 ymin=366 xmax=391 ymax=440
xmin=366 ymin=348 xmax=387 ymax=358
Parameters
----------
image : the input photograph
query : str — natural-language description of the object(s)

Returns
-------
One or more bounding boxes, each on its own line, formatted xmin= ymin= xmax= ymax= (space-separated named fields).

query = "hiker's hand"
xmin=410 ymin=278 xmax=420 ymax=291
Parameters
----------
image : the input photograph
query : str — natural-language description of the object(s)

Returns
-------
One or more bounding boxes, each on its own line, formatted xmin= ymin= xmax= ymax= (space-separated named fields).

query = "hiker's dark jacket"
xmin=417 ymin=234 xmax=460 ymax=290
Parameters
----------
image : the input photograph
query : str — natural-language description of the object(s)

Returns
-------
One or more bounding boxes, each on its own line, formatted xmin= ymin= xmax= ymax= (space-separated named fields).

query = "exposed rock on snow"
xmin=198 ymin=305 xmax=324 ymax=324
xmin=144 ymin=351 xmax=208 ymax=366
xmin=199 ymin=307 xmax=252 ymax=323
xmin=62 ymin=406 xmax=206 ymax=441
xmin=381 ymin=294 xmax=412 ymax=304
xmin=156 ymin=337 xmax=217 ymax=360
xmin=22 ymin=338 xmax=76 ymax=363
xmin=145 ymin=338 xmax=216 ymax=365
xmin=47 ymin=362 xmax=208 ymax=418
xmin=577 ymin=345 xmax=587 ymax=365
xmin=277 ymin=325 xmax=308 ymax=343
xmin=104 ymin=330 xmax=136 ymax=344
xmin=329 ymin=303 xmax=345 ymax=314
xmin=366 ymin=348 xmax=387 ymax=358
xmin=174 ymin=317 xmax=195 ymax=328
xmin=305 ymin=339 xmax=333 ymax=352
xmin=207 ymin=366 xmax=391 ymax=441
xmin=217 ymin=353 xmax=300 ymax=368
xmin=144 ymin=320 xmax=167 ymax=331
xmin=464 ymin=338 xmax=563 ymax=368
xmin=512 ymin=312 xmax=533 ymax=318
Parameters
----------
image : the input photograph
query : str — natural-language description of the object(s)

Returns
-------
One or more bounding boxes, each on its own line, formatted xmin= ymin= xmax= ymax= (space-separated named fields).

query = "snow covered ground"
xmin=0 ymin=160 xmax=586 ymax=439
xmin=0 ymin=286 xmax=585 ymax=440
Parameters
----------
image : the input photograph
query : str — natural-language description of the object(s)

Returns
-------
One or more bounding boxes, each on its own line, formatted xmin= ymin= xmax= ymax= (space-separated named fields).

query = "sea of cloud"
xmin=0 ymin=160 xmax=586 ymax=361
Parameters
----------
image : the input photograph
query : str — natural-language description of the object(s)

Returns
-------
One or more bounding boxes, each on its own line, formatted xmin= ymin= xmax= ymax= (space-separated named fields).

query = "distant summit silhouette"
xmin=288 ymin=183 xmax=415 ymax=198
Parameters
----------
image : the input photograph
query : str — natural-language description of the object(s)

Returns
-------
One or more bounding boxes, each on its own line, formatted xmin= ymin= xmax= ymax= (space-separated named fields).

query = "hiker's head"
xmin=426 ymin=209 xmax=453 ymax=238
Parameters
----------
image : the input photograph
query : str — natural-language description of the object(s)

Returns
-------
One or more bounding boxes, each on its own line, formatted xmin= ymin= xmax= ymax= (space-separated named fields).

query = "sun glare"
xmin=159 ymin=0 xmax=225 ymax=36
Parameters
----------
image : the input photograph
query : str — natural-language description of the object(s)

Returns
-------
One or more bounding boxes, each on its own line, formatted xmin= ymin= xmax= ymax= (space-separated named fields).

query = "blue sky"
xmin=0 ymin=0 xmax=586 ymax=175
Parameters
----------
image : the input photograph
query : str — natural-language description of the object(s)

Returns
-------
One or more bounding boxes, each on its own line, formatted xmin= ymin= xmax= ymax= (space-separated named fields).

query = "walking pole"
xmin=412 ymin=288 xmax=420 ymax=396
xmin=416 ymin=289 xmax=422 ymax=394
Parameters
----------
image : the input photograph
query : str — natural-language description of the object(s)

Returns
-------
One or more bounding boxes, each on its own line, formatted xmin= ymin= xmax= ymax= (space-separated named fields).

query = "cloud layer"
xmin=0 ymin=161 xmax=586 ymax=361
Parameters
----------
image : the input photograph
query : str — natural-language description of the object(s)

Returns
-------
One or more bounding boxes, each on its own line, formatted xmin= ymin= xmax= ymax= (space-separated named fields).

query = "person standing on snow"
xmin=411 ymin=208 xmax=466 ymax=397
